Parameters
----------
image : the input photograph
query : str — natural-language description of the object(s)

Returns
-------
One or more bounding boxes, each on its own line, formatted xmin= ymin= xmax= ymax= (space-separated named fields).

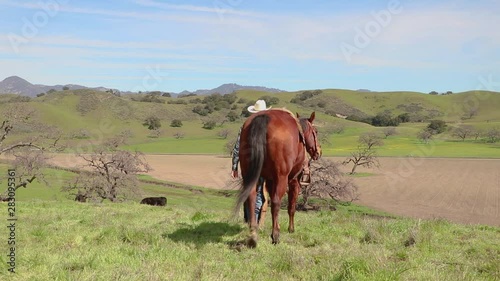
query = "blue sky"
xmin=0 ymin=0 xmax=499 ymax=93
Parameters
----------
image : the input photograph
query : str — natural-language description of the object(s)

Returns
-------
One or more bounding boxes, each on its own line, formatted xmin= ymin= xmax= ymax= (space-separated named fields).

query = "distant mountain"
xmin=0 ymin=76 xmax=283 ymax=97
xmin=177 ymin=83 xmax=283 ymax=96
xmin=0 ymin=76 xmax=106 ymax=97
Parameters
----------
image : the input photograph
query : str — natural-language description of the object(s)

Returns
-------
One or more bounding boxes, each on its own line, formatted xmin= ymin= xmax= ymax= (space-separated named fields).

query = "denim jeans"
xmin=244 ymin=177 xmax=265 ymax=223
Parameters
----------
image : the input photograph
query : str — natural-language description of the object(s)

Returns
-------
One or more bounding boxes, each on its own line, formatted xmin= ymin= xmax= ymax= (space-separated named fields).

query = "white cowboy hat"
xmin=247 ymin=100 xmax=272 ymax=113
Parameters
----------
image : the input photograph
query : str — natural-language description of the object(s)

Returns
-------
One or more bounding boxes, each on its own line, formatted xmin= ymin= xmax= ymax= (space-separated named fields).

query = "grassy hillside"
xmin=0 ymin=165 xmax=499 ymax=280
xmin=1 ymin=89 xmax=500 ymax=157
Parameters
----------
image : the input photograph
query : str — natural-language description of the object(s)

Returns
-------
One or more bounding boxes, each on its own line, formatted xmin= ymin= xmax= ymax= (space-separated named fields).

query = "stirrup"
xmin=300 ymin=174 xmax=311 ymax=186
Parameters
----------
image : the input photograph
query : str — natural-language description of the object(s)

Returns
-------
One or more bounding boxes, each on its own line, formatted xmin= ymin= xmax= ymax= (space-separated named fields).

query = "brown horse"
xmin=236 ymin=109 xmax=321 ymax=247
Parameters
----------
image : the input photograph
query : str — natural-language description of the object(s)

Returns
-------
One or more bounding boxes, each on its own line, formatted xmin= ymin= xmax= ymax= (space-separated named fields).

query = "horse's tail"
xmin=235 ymin=114 xmax=269 ymax=214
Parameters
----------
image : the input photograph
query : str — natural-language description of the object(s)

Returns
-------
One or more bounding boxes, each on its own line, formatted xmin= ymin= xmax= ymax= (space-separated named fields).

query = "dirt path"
xmin=46 ymin=154 xmax=500 ymax=226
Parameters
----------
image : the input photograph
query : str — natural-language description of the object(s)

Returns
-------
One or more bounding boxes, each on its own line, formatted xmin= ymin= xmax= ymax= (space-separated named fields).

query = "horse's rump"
xmin=236 ymin=110 xmax=305 ymax=210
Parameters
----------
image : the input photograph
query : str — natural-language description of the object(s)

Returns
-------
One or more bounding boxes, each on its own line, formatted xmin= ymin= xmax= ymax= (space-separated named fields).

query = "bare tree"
xmin=485 ymin=128 xmax=500 ymax=143
xmin=150 ymin=129 xmax=162 ymax=138
xmin=224 ymin=135 xmax=238 ymax=157
xmin=102 ymin=135 xmax=129 ymax=149
xmin=343 ymin=146 xmax=380 ymax=175
xmin=5 ymin=149 xmax=50 ymax=191
xmin=173 ymin=131 xmax=185 ymax=139
xmin=452 ymin=125 xmax=474 ymax=141
xmin=63 ymin=142 xmax=151 ymax=202
xmin=118 ymin=129 xmax=134 ymax=139
xmin=382 ymin=127 xmax=397 ymax=138
xmin=359 ymin=132 xmax=384 ymax=149
xmin=217 ymin=129 xmax=232 ymax=139
xmin=0 ymin=104 xmax=62 ymax=199
xmin=463 ymin=105 xmax=478 ymax=120
xmin=472 ymin=129 xmax=481 ymax=141
xmin=417 ymin=129 xmax=433 ymax=144
xmin=300 ymin=158 xmax=359 ymax=209
xmin=343 ymin=132 xmax=383 ymax=174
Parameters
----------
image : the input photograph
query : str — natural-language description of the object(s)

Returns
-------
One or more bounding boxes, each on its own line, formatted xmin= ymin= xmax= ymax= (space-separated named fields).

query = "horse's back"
xmin=244 ymin=109 xmax=299 ymax=138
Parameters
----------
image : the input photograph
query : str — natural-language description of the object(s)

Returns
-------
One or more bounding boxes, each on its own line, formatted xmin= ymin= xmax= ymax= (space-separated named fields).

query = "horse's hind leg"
xmin=270 ymin=177 xmax=287 ymax=244
xmin=287 ymin=179 xmax=300 ymax=233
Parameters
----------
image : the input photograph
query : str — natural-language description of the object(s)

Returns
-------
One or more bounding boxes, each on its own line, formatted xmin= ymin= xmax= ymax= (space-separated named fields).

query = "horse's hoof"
xmin=247 ymin=237 xmax=257 ymax=248
xmin=288 ymin=228 xmax=295 ymax=233
xmin=271 ymin=234 xmax=280 ymax=244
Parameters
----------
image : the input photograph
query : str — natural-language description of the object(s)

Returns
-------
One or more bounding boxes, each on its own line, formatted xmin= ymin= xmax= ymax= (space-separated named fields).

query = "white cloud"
xmin=134 ymin=0 xmax=265 ymax=18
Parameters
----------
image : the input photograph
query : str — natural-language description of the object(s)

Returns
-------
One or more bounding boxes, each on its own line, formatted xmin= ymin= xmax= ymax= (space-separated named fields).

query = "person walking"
xmin=232 ymin=100 xmax=271 ymax=224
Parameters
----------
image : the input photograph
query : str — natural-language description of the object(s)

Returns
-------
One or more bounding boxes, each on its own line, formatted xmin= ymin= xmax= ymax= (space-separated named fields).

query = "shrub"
xmin=143 ymin=116 xmax=161 ymax=130
xmin=223 ymin=93 xmax=238 ymax=104
xmin=226 ymin=111 xmax=239 ymax=122
xmin=178 ymin=93 xmax=197 ymax=98
xmin=317 ymin=101 xmax=326 ymax=108
xmin=397 ymin=113 xmax=410 ymax=123
xmin=290 ymin=90 xmax=322 ymax=103
xmin=427 ymin=120 xmax=447 ymax=134
xmin=202 ymin=120 xmax=217 ymax=130
xmin=8 ymin=96 xmax=31 ymax=103
xmin=371 ymin=113 xmax=400 ymax=127
xmin=259 ymin=95 xmax=280 ymax=106
xmin=170 ymin=119 xmax=183 ymax=127
xmin=241 ymin=108 xmax=251 ymax=118
xmin=133 ymin=93 xmax=165 ymax=104
xmin=167 ymin=100 xmax=187 ymax=105
xmin=192 ymin=105 xmax=210 ymax=116
xmin=189 ymin=98 xmax=202 ymax=104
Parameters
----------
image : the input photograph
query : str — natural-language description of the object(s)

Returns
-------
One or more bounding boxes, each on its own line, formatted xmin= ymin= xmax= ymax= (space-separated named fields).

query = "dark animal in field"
xmin=236 ymin=109 xmax=321 ymax=247
xmin=75 ymin=194 xmax=87 ymax=202
xmin=0 ymin=197 xmax=11 ymax=202
xmin=140 ymin=197 xmax=167 ymax=206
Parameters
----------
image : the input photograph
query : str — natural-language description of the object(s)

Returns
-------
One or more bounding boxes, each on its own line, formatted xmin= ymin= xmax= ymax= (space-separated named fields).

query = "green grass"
xmin=122 ymin=136 xmax=227 ymax=154
xmin=1 ymin=195 xmax=499 ymax=280
xmin=0 ymin=166 xmax=499 ymax=280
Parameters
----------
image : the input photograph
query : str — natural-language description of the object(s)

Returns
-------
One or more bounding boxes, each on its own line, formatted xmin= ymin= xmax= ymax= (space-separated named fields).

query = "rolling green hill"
xmin=1 ymin=88 xmax=500 ymax=157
